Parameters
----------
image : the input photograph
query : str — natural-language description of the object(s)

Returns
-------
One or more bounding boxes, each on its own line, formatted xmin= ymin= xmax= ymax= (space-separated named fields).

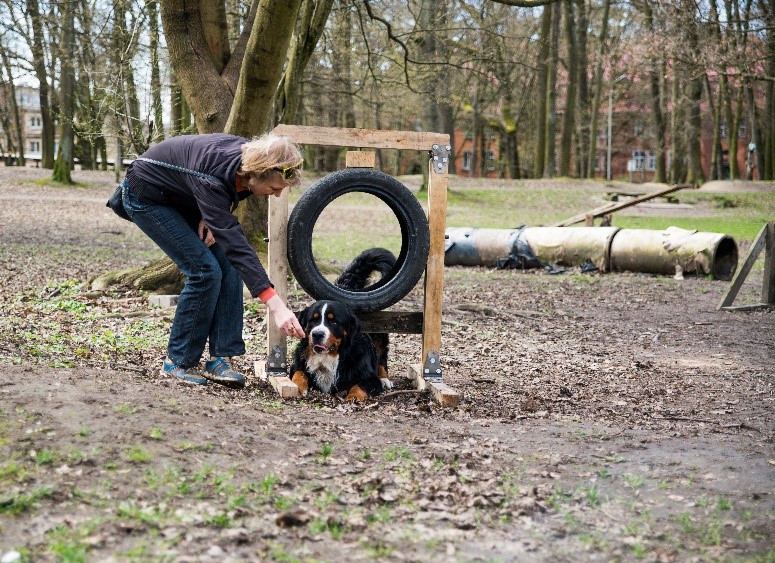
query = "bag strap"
xmin=136 ymin=157 xmax=222 ymax=184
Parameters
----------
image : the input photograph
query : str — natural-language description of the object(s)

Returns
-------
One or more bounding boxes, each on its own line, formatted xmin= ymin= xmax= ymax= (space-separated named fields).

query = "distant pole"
xmin=607 ymin=87 xmax=613 ymax=181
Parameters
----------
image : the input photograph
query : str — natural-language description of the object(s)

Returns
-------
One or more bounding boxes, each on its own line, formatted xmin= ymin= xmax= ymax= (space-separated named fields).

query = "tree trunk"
xmin=574 ymin=0 xmax=588 ymax=178
xmin=643 ymin=2 xmax=666 ymax=183
xmin=533 ymin=4 xmax=551 ymax=178
xmin=558 ymin=0 xmax=576 ymax=177
xmin=545 ymin=2 xmax=561 ymax=177
xmin=53 ymin=2 xmax=75 ymax=184
xmin=0 ymin=46 xmax=25 ymax=166
xmin=148 ymin=0 xmax=165 ymax=142
xmin=586 ymin=0 xmax=609 ymax=177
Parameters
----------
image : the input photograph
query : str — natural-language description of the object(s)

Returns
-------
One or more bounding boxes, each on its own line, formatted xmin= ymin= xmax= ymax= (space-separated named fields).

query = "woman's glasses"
xmin=273 ymin=159 xmax=304 ymax=180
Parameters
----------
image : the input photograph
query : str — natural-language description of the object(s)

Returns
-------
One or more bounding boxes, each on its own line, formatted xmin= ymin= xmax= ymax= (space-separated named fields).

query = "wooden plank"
xmin=717 ymin=222 xmax=768 ymax=310
xmin=272 ymin=125 xmax=449 ymax=151
xmin=422 ymin=157 xmax=448 ymax=361
xmin=408 ymin=364 xmax=460 ymax=407
xmin=266 ymin=190 xmax=289 ymax=363
xmin=721 ymin=304 xmax=775 ymax=312
xmin=358 ymin=311 xmax=424 ymax=334
xmin=254 ymin=362 xmax=299 ymax=398
xmin=552 ymin=183 xmax=694 ymax=227
xmin=762 ymin=223 xmax=775 ymax=304
xmin=345 ymin=151 xmax=376 ymax=168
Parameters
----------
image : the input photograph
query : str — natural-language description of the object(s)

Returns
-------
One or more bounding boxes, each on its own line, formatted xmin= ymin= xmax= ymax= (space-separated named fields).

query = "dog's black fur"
xmin=290 ymin=248 xmax=395 ymax=402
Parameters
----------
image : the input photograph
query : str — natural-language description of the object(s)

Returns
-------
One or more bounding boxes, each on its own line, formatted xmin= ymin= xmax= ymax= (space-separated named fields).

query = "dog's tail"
xmin=335 ymin=247 xmax=397 ymax=290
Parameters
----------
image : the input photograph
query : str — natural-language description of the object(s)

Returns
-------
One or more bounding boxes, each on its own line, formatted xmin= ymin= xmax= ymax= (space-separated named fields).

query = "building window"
xmin=486 ymin=150 xmax=496 ymax=171
xmin=719 ymin=123 xmax=727 ymax=138
xmin=634 ymin=123 xmax=644 ymax=137
xmin=738 ymin=120 xmax=746 ymax=138
xmin=30 ymin=141 xmax=40 ymax=152
xmin=462 ymin=152 xmax=472 ymax=171
xmin=632 ymin=150 xmax=646 ymax=171
xmin=646 ymin=152 xmax=656 ymax=171
xmin=30 ymin=116 xmax=41 ymax=127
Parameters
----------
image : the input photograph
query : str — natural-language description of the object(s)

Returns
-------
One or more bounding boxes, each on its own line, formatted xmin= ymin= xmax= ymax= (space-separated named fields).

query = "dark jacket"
xmin=124 ymin=134 xmax=271 ymax=297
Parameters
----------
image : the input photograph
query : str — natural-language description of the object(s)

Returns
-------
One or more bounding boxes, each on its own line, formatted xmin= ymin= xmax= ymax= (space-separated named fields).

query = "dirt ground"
xmin=0 ymin=166 xmax=773 ymax=562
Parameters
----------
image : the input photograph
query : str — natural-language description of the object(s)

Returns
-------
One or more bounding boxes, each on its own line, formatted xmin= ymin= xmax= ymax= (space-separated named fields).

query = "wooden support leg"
xmin=762 ymin=222 xmax=775 ymax=305
xmin=255 ymin=188 xmax=299 ymax=397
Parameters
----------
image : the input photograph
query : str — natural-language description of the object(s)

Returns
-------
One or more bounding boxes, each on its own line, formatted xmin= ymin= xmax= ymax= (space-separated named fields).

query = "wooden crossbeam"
xmin=273 ymin=125 xmax=448 ymax=151
xmin=552 ymin=183 xmax=694 ymax=227
xmin=718 ymin=222 xmax=775 ymax=311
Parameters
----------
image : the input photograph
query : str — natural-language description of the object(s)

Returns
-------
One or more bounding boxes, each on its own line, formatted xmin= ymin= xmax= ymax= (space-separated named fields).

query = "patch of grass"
xmin=125 ymin=445 xmax=152 ymax=463
xmin=116 ymin=501 xmax=165 ymax=527
xmin=0 ymin=486 xmax=54 ymax=515
xmin=0 ymin=461 xmax=29 ymax=483
xmin=317 ymin=442 xmax=333 ymax=463
xmin=149 ymin=427 xmax=164 ymax=440
xmin=113 ymin=403 xmax=137 ymax=416
xmin=367 ymin=505 xmax=392 ymax=525
xmin=716 ymin=497 xmax=732 ymax=511
xmin=274 ymin=495 xmax=295 ymax=511
xmin=546 ymin=486 xmax=573 ymax=509
xmin=676 ymin=512 xmax=695 ymax=534
xmin=359 ymin=448 xmax=371 ymax=461
xmin=309 ymin=517 xmax=345 ymax=539
xmin=384 ymin=446 xmax=412 ymax=463
xmin=34 ymin=449 xmax=55 ymax=465
xmin=208 ymin=513 xmax=232 ymax=528
xmin=77 ymin=428 xmax=92 ymax=437
xmin=622 ymin=474 xmax=645 ymax=488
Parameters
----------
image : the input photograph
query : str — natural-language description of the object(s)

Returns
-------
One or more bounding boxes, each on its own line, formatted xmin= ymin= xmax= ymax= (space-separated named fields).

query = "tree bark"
xmin=586 ymin=0 xmax=609 ymax=177
xmin=533 ymin=4 xmax=551 ymax=178
xmin=53 ymin=2 xmax=75 ymax=184
xmin=27 ymin=0 xmax=54 ymax=168
xmin=558 ymin=0 xmax=576 ymax=177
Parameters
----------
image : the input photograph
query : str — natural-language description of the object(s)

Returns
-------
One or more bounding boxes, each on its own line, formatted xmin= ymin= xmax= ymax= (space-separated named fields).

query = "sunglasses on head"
xmin=273 ymin=159 xmax=304 ymax=180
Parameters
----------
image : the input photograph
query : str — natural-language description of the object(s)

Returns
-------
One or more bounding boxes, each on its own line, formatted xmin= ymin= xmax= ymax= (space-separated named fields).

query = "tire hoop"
xmin=287 ymin=168 xmax=430 ymax=313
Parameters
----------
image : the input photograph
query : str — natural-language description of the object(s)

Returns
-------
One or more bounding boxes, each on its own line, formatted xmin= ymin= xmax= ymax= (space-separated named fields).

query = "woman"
xmin=121 ymin=132 xmax=306 ymax=389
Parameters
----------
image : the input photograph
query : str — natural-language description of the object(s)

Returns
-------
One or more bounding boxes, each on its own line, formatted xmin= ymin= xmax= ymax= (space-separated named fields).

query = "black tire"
xmin=287 ymin=168 xmax=430 ymax=313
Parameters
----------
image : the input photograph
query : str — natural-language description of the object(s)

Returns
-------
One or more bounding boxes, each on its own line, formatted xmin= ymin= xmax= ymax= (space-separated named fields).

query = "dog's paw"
xmin=345 ymin=385 xmax=369 ymax=402
xmin=380 ymin=377 xmax=393 ymax=390
xmin=291 ymin=371 xmax=309 ymax=396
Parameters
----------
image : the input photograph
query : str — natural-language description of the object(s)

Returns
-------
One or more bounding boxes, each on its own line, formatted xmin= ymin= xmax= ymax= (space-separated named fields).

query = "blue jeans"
xmin=122 ymin=182 xmax=245 ymax=368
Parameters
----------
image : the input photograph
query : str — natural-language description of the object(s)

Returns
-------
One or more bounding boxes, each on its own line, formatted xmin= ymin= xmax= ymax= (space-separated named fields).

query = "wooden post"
xmin=761 ymin=222 xmax=775 ymax=305
xmin=254 ymin=188 xmax=299 ymax=396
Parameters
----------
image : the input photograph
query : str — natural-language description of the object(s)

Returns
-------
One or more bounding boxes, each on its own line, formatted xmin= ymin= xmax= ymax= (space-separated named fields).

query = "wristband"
xmin=257 ymin=287 xmax=277 ymax=303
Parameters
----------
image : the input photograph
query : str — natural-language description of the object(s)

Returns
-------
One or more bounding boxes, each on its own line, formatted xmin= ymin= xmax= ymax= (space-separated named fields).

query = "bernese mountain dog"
xmin=290 ymin=248 xmax=395 ymax=402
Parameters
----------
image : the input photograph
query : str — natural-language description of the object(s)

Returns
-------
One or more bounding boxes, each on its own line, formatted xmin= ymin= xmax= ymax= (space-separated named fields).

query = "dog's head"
xmin=298 ymin=300 xmax=360 ymax=356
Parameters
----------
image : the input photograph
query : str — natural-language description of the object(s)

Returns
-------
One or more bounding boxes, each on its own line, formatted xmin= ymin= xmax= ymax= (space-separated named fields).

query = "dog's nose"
xmin=310 ymin=328 xmax=326 ymax=340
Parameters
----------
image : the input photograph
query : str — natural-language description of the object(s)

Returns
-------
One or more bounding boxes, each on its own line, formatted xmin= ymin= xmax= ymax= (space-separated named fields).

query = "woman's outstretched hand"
xmin=264 ymin=295 xmax=305 ymax=338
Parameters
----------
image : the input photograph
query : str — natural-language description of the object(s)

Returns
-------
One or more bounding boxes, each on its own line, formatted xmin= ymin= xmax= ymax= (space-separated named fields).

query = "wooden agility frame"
xmin=717 ymin=221 xmax=775 ymax=311
xmin=254 ymin=125 xmax=460 ymax=406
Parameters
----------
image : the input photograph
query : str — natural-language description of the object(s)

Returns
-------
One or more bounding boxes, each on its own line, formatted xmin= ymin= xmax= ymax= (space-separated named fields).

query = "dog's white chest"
xmin=306 ymin=354 xmax=339 ymax=393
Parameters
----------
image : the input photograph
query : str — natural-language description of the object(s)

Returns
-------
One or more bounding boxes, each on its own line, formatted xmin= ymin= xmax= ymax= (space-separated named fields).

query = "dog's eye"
xmin=327 ymin=313 xmax=335 ymax=320
xmin=312 ymin=312 xmax=320 ymax=319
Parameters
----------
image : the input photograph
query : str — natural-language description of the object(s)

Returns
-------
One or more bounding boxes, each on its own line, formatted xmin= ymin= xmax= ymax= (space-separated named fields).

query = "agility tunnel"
xmin=444 ymin=226 xmax=738 ymax=280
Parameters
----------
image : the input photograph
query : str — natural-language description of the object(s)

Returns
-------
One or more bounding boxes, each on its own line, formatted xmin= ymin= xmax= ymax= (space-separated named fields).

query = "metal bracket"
xmin=422 ymin=350 xmax=442 ymax=382
xmin=430 ymin=144 xmax=451 ymax=174
xmin=265 ymin=345 xmax=287 ymax=377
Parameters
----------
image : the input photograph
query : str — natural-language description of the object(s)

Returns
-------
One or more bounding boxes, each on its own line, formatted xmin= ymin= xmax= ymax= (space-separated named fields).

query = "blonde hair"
xmin=240 ymin=132 xmax=303 ymax=186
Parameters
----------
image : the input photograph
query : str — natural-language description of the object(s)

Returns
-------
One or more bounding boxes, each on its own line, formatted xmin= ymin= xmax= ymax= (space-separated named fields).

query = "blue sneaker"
xmin=204 ymin=357 xmax=246 ymax=389
xmin=162 ymin=358 xmax=208 ymax=386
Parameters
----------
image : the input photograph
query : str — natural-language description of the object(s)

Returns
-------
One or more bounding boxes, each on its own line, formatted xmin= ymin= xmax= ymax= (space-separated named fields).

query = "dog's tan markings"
xmin=291 ymin=371 xmax=309 ymax=396
xmin=344 ymin=384 xmax=368 ymax=402
xmin=378 ymin=365 xmax=388 ymax=379
xmin=326 ymin=335 xmax=342 ymax=353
